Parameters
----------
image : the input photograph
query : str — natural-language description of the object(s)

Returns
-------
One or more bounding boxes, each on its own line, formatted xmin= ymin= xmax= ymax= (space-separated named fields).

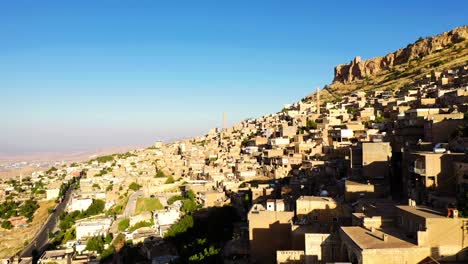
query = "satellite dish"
xmin=320 ymin=190 xmax=329 ymax=196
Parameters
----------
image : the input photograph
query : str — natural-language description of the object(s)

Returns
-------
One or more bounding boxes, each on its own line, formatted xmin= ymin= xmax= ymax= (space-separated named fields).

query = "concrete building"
xmin=46 ymin=188 xmax=60 ymax=201
xmin=248 ymin=204 xmax=294 ymax=264
xmin=68 ymin=197 xmax=93 ymax=212
xmin=154 ymin=209 xmax=180 ymax=237
xmin=339 ymin=205 xmax=468 ymax=264
xmin=350 ymin=142 xmax=392 ymax=180
xmin=75 ymin=218 xmax=112 ymax=240
xmin=405 ymin=151 xmax=465 ymax=205
xmin=295 ymin=196 xmax=342 ymax=226
xmin=38 ymin=249 xmax=72 ymax=264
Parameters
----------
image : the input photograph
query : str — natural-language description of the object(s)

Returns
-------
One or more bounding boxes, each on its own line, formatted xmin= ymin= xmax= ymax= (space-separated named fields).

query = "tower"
xmin=316 ymin=87 xmax=320 ymax=115
xmin=223 ymin=112 xmax=227 ymax=131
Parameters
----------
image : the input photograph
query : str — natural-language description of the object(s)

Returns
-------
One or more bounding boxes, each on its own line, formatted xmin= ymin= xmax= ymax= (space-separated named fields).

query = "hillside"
xmin=309 ymin=26 xmax=468 ymax=101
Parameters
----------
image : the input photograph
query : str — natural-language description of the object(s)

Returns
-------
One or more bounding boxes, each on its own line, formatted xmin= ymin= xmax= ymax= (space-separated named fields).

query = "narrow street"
xmin=123 ymin=190 xmax=143 ymax=217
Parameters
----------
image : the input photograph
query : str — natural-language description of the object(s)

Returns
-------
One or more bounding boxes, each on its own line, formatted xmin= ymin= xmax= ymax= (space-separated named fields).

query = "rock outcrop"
xmin=333 ymin=26 xmax=468 ymax=84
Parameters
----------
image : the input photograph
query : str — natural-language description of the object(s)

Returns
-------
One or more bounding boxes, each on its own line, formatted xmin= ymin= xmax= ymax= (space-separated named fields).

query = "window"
xmin=333 ymin=217 xmax=338 ymax=222
xmin=312 ymin=215 xmax=318 ymax=221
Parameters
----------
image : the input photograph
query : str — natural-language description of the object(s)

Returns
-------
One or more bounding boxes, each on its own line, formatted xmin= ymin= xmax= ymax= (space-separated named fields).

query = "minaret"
xmin=223 ymin=112 xmax=227 ymax=131
xmin=316 ymin=87 xmax=320 ymax=115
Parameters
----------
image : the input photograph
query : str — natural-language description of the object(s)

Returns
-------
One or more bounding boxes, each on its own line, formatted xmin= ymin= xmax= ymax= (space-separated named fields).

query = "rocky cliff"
xmin=333 ymin=26 xmax=468 ymax=84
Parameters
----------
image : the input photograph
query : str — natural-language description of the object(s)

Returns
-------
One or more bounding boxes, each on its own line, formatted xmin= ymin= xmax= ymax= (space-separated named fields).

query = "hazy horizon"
xmin=2 ymin=1 xmax=468 ymax=156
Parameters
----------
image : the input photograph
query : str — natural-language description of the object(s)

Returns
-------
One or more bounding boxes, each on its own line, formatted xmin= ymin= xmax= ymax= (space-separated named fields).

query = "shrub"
xmin=100 ymin=245 xmax=115 ymax=260
xmin=165 ymin=176 xmax=175 ymax=184
xmin=105 ymin=233 xmax=113 ymax=244
xmin=85 ymin=235 xmax=105 ymax=253
xmin=164 ymin=215 xmax=194 ymax=239
xmin=118 ymin=218 xmax=130 ymax=231
xmin=186 ymin=190 xmax=196 ymax=201
xmin=155 ymin=170 xmax=166 ymax=178
xmin=94 ymin=155 xmax=114 ymax=163
xmin=167 ymin=195 xmax=184 ymax=205
xmin=20 ymin=199 xmax=39 ymax=221
xmin=128 ymin=220 xmax=153 ymax=233
xmin=1 ymin=220 xmax=13 ymax=230
xmin=182 ymin=199 xmax=198 ymax=213
xmin=306 ymin=119 xmax=317 ymax=129
xmin=83 ymin=199 xmax=105 ymax=217
xmin=129 ymin=182 xmax=141 ymax=191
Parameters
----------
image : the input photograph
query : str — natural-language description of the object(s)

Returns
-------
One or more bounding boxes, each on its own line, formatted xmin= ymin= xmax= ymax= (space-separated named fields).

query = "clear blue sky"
xmin=1 ymin=1 xmax=467 ymax=155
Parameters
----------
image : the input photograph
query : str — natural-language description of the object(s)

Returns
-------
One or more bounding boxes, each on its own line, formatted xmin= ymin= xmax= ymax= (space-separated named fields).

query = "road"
xmin=123 ymin=190 xmax=143 ymax=217
xmin=19 ymin=184 xmax=74 ymax=258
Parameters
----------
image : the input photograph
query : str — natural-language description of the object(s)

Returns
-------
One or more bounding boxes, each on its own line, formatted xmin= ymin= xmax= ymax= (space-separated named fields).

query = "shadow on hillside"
xmin=98 ymin=206 xmax=242 ymax=264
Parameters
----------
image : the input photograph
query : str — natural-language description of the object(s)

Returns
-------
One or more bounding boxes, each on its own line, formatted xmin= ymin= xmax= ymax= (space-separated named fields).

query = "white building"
xmin=269 ymin=137 xmax=290 ymax=147
xmin=68 ymin=197 xmax=93 ymax=212
xmin=46 ymin=188 xmax=60 ymax=200
xmin=154 ymin=209 xmax=180 ymax=237
xmin=75 ymin=218 xmax=112 ymax=240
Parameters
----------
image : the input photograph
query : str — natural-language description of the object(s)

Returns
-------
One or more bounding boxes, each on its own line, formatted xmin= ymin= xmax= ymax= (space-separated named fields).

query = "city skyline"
xmin=2 ymin=0 xmax=467 ymax=155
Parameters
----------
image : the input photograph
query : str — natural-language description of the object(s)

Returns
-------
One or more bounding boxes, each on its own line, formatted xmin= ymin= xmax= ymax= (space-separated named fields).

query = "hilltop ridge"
xmin=333 ymin=26 xmax=467 ymax=84
xmin=308 ymin=25 xmax=468 ymax=101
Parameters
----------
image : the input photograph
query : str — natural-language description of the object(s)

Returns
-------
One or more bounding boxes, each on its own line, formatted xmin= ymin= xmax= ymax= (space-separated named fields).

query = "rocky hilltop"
xmin=309 ymin=26 xmax=468 ymax=101
xmin=333 ymin=26 xmax=468 ymax=84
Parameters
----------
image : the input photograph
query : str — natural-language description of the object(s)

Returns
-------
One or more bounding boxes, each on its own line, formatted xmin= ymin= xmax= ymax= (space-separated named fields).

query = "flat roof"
xmin=297 ymin=196 xmax=336 ymax=202
xmin=341 ymin=226 xmax=417 ymax=249
xmin=41 ymin=249 xmax=69 ymax=259
xmin=411 ymin=151 xmax=465 ymax=156
xmin=396 ymin=205 xmax=446 ymax=219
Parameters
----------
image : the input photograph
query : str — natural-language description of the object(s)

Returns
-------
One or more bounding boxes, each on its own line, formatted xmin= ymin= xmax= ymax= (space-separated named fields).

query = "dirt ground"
xmin=0 ymin=200 xmax=55 ymax=258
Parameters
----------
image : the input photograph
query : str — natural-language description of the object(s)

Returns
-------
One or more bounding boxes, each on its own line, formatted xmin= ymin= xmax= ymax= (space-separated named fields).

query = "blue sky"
xmin=1 ymin=1 xmax=467 ymax=154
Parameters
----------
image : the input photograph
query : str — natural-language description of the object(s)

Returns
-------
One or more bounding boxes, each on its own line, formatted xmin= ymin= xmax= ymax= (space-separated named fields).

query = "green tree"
xmin=85 ymin=235 xmax=105 ymax=253
xmin=100 ymin=245 xmax=115 ymax=260
xmin=306 ymin=119 xmax=317 ymax=129
xmin=186 ymin=190 xmax=196 ymax=201
xmin=129 ymin=182 xmax=141 ymax=191
xmin=83 ymin=199 xmax=105 ymax=217
xmin=182 ymin=199 xmax=197 ymax=213
xmin=20 ymin=199 xmax=39 ymax=221
xmin=63 ymin=228 xmax=76 ymax=242
xmin=1 ymin=220 xmax=13 ymax=230
xmin=164 ymin=215 xmax=194 ymax=239
xmin=105 ymin=233 xmax=113 ymax=244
